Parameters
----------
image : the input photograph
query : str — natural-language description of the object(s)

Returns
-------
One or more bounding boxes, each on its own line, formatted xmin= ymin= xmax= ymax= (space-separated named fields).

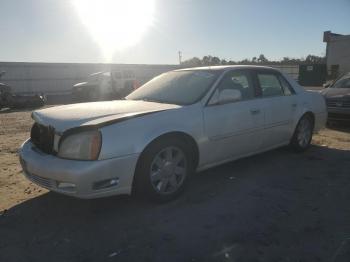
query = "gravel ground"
xmin=0 ymin=107 xmax=350 ymax=262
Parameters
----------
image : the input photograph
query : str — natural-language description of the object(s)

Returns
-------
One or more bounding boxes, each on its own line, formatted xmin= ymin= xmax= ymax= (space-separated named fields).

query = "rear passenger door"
xmin=255 ymin=70 xmax=297 ymax=148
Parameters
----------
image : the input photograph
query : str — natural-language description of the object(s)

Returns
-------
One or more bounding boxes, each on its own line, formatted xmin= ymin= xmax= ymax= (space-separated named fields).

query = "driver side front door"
xmin=202 ymin=70 xmax=265 ymax=165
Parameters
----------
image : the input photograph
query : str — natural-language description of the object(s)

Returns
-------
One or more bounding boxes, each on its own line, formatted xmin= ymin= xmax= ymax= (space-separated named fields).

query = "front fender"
xmin=98 ymin=104 xmax=203 ymax=160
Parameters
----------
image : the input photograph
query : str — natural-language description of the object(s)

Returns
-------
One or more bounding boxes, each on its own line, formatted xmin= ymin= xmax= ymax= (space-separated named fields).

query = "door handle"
xmin=291 ymin=103 xmax=297 ymax=108
xmin=250 ymin=109 xmax=260 ymax=115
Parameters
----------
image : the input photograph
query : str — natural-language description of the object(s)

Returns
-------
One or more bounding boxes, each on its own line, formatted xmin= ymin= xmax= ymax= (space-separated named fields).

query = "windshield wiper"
xmin=137 ymin=98 xmax=165 ymax=103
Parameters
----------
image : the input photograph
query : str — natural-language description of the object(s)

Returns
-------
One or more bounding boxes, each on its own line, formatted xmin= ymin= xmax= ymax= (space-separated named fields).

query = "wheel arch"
xmin=300 ymin=110 xmax=315 ymax=127
xmin=138 ymin=131 xmax=200 ymax=169
xmin=293 ymin=108 xmax=315 ymax=132
xmin=304 ymin=111 xmax=315 ymax=123
xmin=131 ymin=131 xmax=200 ymax=195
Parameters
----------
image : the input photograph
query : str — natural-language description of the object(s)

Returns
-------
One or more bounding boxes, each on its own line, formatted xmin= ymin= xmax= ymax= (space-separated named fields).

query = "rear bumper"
xmin=19 ymin=139 xmax=139 ymax=199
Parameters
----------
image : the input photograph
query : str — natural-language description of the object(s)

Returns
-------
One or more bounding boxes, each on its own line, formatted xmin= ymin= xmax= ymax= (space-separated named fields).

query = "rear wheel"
xmin=290 ymin=114 xmax=314 ymax=152
xmin=134 ymin=137 xmax=193 ymax=202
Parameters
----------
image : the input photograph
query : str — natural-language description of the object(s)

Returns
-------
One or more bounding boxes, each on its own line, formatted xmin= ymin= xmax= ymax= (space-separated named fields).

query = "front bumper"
xmin=19 ymin=139 xmax=139 ymax=199
xmin=327 ymin=107 xmax=350 ymax=122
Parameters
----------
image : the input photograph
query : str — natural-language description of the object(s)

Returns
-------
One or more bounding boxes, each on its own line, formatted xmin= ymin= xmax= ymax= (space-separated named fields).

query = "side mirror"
xmin=218 ymin=89 xmax=242 ymax=104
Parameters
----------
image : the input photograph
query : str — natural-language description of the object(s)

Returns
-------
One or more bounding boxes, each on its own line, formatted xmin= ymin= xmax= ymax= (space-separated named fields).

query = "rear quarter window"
xmin=278 ymin=75 xmax=295 ymax=95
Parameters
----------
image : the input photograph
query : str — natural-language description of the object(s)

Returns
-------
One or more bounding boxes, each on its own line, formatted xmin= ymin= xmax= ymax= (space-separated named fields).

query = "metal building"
xmin=323 ymin=31 xmax=350 ymax=77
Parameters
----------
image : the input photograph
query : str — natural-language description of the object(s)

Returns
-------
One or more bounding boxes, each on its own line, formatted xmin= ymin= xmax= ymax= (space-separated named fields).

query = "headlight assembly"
xmin=58 ymin=130 xmax=101 ymax=160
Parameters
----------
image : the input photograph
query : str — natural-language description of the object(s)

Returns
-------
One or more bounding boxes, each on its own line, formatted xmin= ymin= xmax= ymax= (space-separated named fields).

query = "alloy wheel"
xmin=149 ymin=146 xmax=187 ymax=194
xmin=297 ymin=118 xmax=312 ymax=148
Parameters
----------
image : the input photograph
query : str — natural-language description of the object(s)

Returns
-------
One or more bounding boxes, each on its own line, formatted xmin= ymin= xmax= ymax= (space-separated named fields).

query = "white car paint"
xmin=19 ymin=65 xmax=327 ymax=198
xmin=32 ymin=100 xmax=180 ymax=133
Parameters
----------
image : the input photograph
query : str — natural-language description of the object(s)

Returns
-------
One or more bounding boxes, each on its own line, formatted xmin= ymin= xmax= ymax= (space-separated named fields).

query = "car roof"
xmin=174 ymin=65 xmax=281 ymax=73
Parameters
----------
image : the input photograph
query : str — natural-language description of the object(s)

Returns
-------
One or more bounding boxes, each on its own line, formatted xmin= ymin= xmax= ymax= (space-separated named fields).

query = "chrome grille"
xmin=327 ymin=100 xmax=350 ymax=108
xmin=30 ymin=123 xmax=54 ymax=154
xmin=25 ymin=172 xmax=57 ymax=189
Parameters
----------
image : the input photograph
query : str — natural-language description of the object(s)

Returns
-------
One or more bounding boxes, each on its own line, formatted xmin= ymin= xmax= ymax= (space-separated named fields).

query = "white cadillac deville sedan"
xmin=19 ymin=66 xmax=327 ymax=201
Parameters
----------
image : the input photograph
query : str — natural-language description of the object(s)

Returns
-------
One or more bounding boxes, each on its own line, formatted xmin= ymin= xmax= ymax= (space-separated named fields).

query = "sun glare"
xmin=72 ymin=0 xmax=155 ymax=60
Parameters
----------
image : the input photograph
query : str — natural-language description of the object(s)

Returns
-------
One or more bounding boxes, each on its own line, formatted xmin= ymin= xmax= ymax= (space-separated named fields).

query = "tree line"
xmin=181 ymin=54 xmax=326 ymax=67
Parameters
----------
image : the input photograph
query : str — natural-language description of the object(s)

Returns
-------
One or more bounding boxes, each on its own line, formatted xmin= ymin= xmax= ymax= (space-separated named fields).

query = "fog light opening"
xmin=57 ymin=182 xmax=77 ymax=192
xmin=93 ymin=178 xmax=119 ymax=190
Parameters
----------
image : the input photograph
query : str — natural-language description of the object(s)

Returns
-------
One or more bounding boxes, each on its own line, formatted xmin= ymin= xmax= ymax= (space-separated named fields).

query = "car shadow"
xmin=1 ymin=145 xmax=350 ymax=262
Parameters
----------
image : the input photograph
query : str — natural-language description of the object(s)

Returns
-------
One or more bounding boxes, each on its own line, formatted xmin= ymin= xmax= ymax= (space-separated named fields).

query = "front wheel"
xmin=133 ymin=138 xmax=193 ymax=202
xmin=290 ymin=114 xmax=314 ymax=152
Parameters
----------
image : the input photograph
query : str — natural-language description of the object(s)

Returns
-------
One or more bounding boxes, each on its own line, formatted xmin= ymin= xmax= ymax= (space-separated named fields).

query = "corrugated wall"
xmin=0 ymin=62 xmax=179 ymax=94
xmin=326 ymin=35 xmax=350 ymax=75
xmin=269 ymin=64 xmax=299 ymax=80
xmin=0 ymin=62 xmax=299 ymax=94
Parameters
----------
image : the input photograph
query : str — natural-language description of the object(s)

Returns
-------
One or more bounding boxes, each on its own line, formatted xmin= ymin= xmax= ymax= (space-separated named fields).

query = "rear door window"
xmin=257 ymin=73 xmax=284 ymax=97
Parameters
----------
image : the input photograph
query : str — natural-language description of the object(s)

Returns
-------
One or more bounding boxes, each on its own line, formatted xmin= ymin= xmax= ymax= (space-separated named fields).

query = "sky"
xmin=0 ymin=0 xmax=349 ymax=65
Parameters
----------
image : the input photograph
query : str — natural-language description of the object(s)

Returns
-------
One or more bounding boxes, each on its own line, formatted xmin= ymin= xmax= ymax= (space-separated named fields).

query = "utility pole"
xmin=178 ymin=51 xmax=182 ymax=65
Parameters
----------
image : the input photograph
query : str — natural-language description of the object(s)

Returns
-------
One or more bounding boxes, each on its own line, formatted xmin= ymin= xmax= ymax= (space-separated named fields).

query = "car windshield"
xmin=331 ymin=74 xmax=350 ymax=88
xmin=87 ymin=72 xmax=110 ymax=81
xmin=126 ymin=70 xmax=220 ymax=105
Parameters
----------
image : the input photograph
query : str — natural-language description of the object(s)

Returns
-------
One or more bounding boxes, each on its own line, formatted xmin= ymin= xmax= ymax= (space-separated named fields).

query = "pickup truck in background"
xmin=71 ymin=70 xmax=139 ymax=103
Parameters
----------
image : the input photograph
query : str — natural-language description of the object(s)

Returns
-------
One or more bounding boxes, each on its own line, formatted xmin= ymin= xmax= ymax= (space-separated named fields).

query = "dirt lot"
xmin=1 ymin=108 xmax=350 ymax=262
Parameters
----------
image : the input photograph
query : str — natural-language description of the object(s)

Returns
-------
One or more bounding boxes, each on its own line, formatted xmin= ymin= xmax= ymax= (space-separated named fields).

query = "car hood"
xmin=321 ymin=88 xmax=350 ymax=99
xmin=32 ymin=100 xmax=181 ymax=133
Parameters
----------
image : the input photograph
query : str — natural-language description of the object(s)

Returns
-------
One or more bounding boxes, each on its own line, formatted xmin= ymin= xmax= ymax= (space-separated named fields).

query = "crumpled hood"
xmin=321 ymin=88 xmax=350 ymax=99
xmin=32 ymin=100 xmax=180 ymax=133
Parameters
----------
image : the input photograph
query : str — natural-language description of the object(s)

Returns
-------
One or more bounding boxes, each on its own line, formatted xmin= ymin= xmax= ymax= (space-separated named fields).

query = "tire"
xmin=290 ymin=114 xmax=314 ymax=152
xmin=133 ymin=137 xmax=194 ymax=202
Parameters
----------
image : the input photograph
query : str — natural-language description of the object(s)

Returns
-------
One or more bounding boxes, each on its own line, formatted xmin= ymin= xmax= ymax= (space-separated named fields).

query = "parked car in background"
xmin=72 ymin=70 xmax=139 ymax=102
xmin=321 ymin=72 xmax=350 ymax=123
xmin=0 ymin=83 xmax=12 ymax=109
xmin=19 ymin=66 xmax=327 ymax=202
xmin=0 ymin=72 xmax=45 ymax=110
